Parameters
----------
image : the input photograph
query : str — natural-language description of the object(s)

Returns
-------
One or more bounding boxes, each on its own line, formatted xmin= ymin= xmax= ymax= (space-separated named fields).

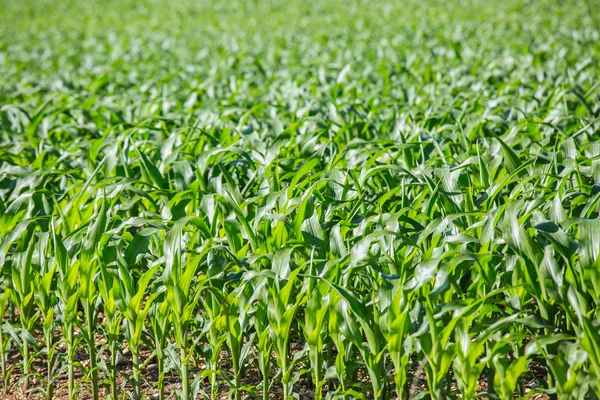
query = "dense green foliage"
xmin=1 ymin=0 xmax=600 ymax=398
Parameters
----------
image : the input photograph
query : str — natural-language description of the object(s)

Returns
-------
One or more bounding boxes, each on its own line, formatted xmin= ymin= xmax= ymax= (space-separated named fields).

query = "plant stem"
xmin=312 ymin=350 xmax=321 ymax=400
xmin=132 ymin=350 xmax=141 ymax=400
xmin=181 ymin=343 xmax=189 ymax=400
xmin=23 ymin=336 xmax=29 ymax=392
xmin=111 ymin=339 xmax=118 ymax=400
xmin=0 ymin=328 xmax=6 ymax=395
xmin=67 ymin=323 xmax=74 ymax=400
xmin=211 ymin=358 xmax=218 ymax=400
xmin=85 ymin=301 xmax=99 ymax=400
xmin=209 ymin=349 xmax=219 ymax=400
xmin=234 ymin=371 xmax=241 ymax=400
xmin=157 ymin=352 xmax=164 ymax=400
xmin=263 ymin=374 xmax=269 ymax=400
xmin=47 ymin=365 xmax=54 ymax=400
xmin=282 ymin=356 xmax=289 ymax=400
xmin=47 ymin=332 xmax=54 ymax=400
xmin=368 ymin=367 xmax=382 ymax=400
xmin=283 ymin=382 xmax=289 ymax=399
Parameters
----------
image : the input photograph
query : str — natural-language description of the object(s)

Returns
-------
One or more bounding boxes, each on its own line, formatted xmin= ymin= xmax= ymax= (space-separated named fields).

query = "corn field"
xmin=1 ymin=0 xmax=600 ymax=399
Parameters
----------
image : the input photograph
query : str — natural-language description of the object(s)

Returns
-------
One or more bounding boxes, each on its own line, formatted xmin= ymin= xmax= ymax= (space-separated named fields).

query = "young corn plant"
xmin=0 ymin=290 xmax=11 ymax=394
xmin=78 ymin=257 xmax=102 ymax=400
xmin=167 ymin=262 xmax=206 ymax=400
xmin=452 ymin=311 xmax=487 ymax=399
xmin=329 ymin=280 xmax=387 ymax=400
xmin=267 ymin=267 xmax=302 ymax=400
xmin=79 ymin=197 xmax=110 ymax=400
xmin=33 ymin=258 xmax=57 ymax=400
xmin=418 ymin=295 xmax=458 ymax=399
xmin=218 ymin=289 xmax=253 ymax=400
xmin=52 ymin=222 xmax=79 ymax=400
xmin=202 ymin=287 xmax=227 ymax=400
xmin=326 ymin=290 xmax=350 ymax=394
xmin=149 ymin=300 xmax=172 ymax=400
xmin=119 ymin=264 xmax=161 ymax=400
xmin=98 ymin=260 xmax=124 ymax=400
xmin=163 ymin=219 xmax=210 ymax=400
xmin=303 ymin=280 xmax=329 ymax=400
xmin=7 ymin=228 xmax=38 ymax=393
xmin=489 ymin=337 xmax=531 ymax=400
xmin=251 ymin=279 xmax=273 ymax=400
xmin=378 ymin=283 xmax=411 ymax=399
